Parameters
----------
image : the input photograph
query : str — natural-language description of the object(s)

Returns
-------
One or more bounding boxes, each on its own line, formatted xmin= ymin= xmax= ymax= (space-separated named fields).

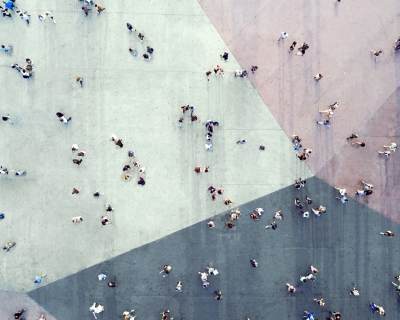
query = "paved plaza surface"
xmin=0 ymin=0 xmax=399 ymax=319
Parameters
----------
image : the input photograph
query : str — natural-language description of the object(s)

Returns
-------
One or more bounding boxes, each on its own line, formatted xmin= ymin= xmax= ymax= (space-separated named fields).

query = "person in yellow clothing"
xmin=95 ymin=3 xmax=106 ymax=14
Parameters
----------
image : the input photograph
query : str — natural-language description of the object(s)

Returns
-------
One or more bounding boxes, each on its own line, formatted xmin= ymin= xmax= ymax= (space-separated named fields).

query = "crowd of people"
xmin=1 ymin=1 xmax=399 ymax=319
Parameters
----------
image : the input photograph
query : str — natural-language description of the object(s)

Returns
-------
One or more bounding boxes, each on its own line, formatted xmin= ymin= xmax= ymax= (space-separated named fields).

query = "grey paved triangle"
xmin=28 ymin=177 xmax=400 ymax=319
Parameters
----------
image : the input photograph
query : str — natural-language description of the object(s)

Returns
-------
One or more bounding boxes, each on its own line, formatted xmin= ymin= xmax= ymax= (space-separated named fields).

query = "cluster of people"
xmin=13 ymin=308 xmax=27 ymax=319
xmin=0 ymin=0 xmax=31 ymax=24
xmin=207 ymin=185 xmax=224 ymax=201
xmin=317 ymin=102 xmax=339 ymax=128
xmin=198 ymin=267 xmax=219 ymax=288
xmin=121 ymin=150 xmax=146 ymax=185
xmin=178 ymin=104 xmax=197 ymax=127
xmin=80 ymin=0 xmax=106 ymax=17
xmin=378 ymin=142 xmax=397 ymax=158
xmin=204 ymin=118 xmax=219 ymax=151
xmin=10 ymin=58 xmax=34 ymax=79
xmin=125 ymin=23 xmax=154 ymax=61
xmin=0 ymin=0 xmax=16 ymax=17
xmin=299 ymin=266 xmax=318 ymax=282
xmin=292 ymin=134 xmax=312 ymax=160
xmin=285 ymin=39 xmax=310 ymax=56
xmin=0 ymin=166 xmax=26 ymax=176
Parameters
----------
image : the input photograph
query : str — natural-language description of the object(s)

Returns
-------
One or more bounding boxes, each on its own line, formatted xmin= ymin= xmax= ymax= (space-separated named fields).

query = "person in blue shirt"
xmin=4 ymin=1 xmax=17 ymax=10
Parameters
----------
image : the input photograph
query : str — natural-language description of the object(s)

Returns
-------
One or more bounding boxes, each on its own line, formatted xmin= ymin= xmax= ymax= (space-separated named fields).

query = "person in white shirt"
xmin=89 ymin=303 xmax=104 ymax=319
xmin=336 ymin=195 xmax=348 ymax=203
xmin=19 ymin=12 xmax=30 ymax=24
xmin=278 ymin=31 xmax=288 ymax=41
xmin=314 ymin=73 xmax=323 ymax=81
xmin=72 ymin=216 xmax=83 ymax=224
xmin=45 ymin=11 xmax=56 ymax=23
xmin=335 ymin=187 xmax=347 ymax=196
xmin=1 ymin=44 xmax=12 ymax=53
xmin=384 ymin=143 xmax=397 ymax=152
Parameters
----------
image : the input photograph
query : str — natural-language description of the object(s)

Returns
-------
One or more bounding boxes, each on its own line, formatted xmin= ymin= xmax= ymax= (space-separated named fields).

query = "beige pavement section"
xmin=0 ymin=0 xmax=311 ymax=292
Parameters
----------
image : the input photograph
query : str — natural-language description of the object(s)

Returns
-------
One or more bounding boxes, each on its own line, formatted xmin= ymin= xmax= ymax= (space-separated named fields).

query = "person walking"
xmin=159 ymin=265 xmax=171 ymax=277
xmin=76 ymin=77 xmax=83 ymax=86
xmin=237 ymin=139 xmax=246 ymax=144
xmin=38 ymin=14 xmax=45 ymax=22
xmin=72 ymin=216 xmax=83 ymax=224
xmin=39 ymin=314 xmax=47 ymax=320
xmin=335 ymin=187 xmax=347 ymax=196
xmin=105 ymin=204 xmax=114 ymax=212
xmin=371 ymin=49 xmax=383 ymax=60
xmin=161 ymin=310 xmax=170 ymax=320
xmin=2 ymin=114 xmax=13 ymax=124
xmin=101 ymin=216 xmax=112 ymax=225
xmin=224 ymin=198 xmax=233 ymax=205
xmin=383 ymin=142 xmax=397 ymax=152
xmin=286 ymin=283 xmax=296 ymax=293
xmin=123 ymin=310 xmax=137 ymax=320
xmin=129 ymin=47 xmax=137 ymax=55
xmin=178 ymin=116 xmax=184 ymax=128
xmin=351 ymin=141 xmax=365 ymax=147
xmin=95 ymin=3 xmax=105 ymax=14
xmin=250 ymin=259 xmax=258 ymax=267
xmin=347 ymin=133 xmax=358 ymax=139
xmin=314 ymin=74 xmax=323 ymax=81
xmin=33 ymin=274 xmax=47 ymax=284
xmin=146 ymin=46 xmax=154 ymax=54
xmin=1 ymin=44 xmax=12 ymax=54
xmin=214 ymin=291 xmax=222 ymax=300
xmin=0 ymin=166 xmax=8 ymax=174
xmin=265 ymin=221 xmax=277 ymax=229
xmin=56 ymin=112 xmax=71 ymax=123
xmin=205 ymin=69 xmax=212 ymax=81
xmin=380 ymin=231 xmax=394 ymax=237
xmin=19 ymin=11 xmax=30 ymax=24
xmin=138 ymin=33 xmax=145 ymax=43
xmin=126 ymin=23 xmax=135 ymax=32
xmin=349 ymin=285 xmax=359 ymax=296
xmin=142 ymin=53 xmax=151 ymax=61
xmin=207 ymin=221 xmax=215 ymax=228
xmin=45 ymin=11 xmax=56 ymax=23
xmin=313 ymin=298 xmax=324 ymax=307
xmin=176 ymin=280 xmax=183 ymax=292
xmin=71 ymin=144 xmax=79 ymax=152
xmin=329 ymin=311 xmax=341 ymax=320
xmin=225 ymin=221 xmax=234 ymax=228
xmin=93 ymin=191 xmax=103 ymax=198
xmin=316 ymin=119 xmax=330 ymax=127
xmin=72 ymin=187 xmax=82 ymax=194
xmin=336 ymin=195 xmax=348 ymax=203
xmin=310 ymin=265 xmax=318 ymax=274
xmin=278 ymin=32 xmax=288 ymax=41
xmin=220 ymin=52 xmax=228 ymax=61
xmin=251 ymin=66 xmax=258 ymax=73
xmin=303 ymin=311 xmax=315 ymax=319
xmin=89 ymin=302 xmax=104 ymax=319
xmin=72 ymin=159 xmax=83 ymax=165
xmin=378 ymin=150 xmax=391 ymax=158
xmin=289 ymin=41 xmax=297 ymax=52
xmin=14 ymin=308 xmax=26 ymax=319
xmin=82 ymin=6 xmax=90 ymax=16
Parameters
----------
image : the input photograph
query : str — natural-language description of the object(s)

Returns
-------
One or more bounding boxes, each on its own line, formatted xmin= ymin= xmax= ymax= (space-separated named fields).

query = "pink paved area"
xmin=198 ymin=0 xmax=400 ymax=221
